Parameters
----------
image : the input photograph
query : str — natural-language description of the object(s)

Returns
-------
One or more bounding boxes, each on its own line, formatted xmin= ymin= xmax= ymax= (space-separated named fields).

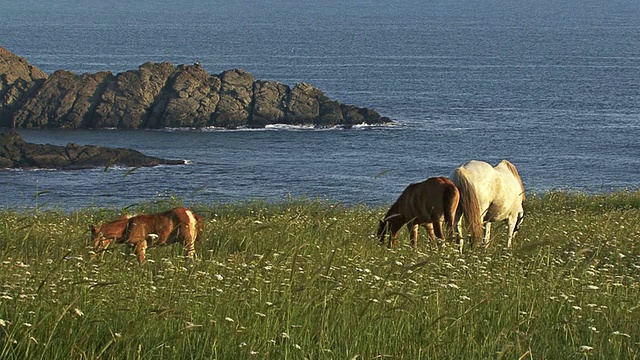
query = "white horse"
xmin=449 ymin=160 xmax=525 ymax=251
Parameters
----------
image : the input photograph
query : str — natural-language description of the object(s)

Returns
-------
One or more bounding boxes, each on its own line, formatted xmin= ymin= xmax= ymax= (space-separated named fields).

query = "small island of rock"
xmin=0 ymin=47 xmax=394 ymax=130
xmin=0 ymin=131 xmax=185 ymax=169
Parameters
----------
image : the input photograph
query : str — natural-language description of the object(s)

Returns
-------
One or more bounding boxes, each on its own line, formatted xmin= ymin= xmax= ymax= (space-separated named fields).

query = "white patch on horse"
xmin=146 ymin=233 xmax=159 ymax=243
xmin=185 ymin=209 xmax=198 ymax=242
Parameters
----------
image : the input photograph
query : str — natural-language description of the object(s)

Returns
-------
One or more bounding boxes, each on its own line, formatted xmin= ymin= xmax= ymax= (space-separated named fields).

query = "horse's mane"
xmin=500 ymin=160 xmax=526 ymax=201
xmin=384 ymin=199 xmax=402 ymax=222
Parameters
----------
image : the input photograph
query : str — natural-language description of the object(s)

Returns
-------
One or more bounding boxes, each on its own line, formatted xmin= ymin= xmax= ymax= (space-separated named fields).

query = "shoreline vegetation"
xmin=1 ymin=191 xmax=639 ymax=358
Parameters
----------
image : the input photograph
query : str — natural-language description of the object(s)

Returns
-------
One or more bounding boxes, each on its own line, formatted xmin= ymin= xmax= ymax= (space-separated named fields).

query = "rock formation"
xmin=0 ymin=131 xmax=185 ymax=169
xmin=0 ymin=47 xmax=394 ymax=129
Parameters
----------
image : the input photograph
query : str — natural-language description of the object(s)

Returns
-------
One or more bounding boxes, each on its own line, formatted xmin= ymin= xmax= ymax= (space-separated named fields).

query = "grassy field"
xmin=0 ymin=192 xmax=639 ymax=359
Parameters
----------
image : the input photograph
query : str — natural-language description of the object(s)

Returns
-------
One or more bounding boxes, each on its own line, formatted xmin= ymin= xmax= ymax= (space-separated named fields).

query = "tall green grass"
xmin=0 ymin=192 xmax=638 ymax=359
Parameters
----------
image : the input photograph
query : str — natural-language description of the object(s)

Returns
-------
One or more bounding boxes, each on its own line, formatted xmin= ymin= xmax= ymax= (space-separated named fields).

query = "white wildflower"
xmin=612 ymin=331 xmax=631 ymax=338
xmin=185 ymin=322 xmax=202 ymax=330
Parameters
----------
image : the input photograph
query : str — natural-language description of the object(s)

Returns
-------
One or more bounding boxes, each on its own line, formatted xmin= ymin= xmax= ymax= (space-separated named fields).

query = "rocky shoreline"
xmin=0 ymin=47 xmax=394 ymax=130
xmin=0 ymin=131 xmax=185 ymax=169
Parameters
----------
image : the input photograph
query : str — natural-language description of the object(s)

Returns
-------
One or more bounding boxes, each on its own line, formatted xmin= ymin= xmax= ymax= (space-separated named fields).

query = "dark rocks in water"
xmin=0 ymin=131 xmax=185 ymax=169
xmin=0 ymin=47 xmax=395 ymax=129
xmin=0 ymin=47 xmax=48 ymax=128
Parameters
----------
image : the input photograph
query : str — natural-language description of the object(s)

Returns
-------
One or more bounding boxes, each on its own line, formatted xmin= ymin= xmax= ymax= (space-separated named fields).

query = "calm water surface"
xmin=1 ymin=0 xmax=639 ymax=210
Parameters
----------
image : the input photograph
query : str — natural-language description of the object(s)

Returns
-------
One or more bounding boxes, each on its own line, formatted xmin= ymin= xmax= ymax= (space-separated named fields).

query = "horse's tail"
xmin=185 ymin=209 xmax=199 ymax=241
xmin=453 ymin=167 xmax=483 ymax=243
xmin=180 ymin=209 xmax=199 ymax=256
xmin=192 ymin=212 xmax=205 ymax=242
xmin=442 ymin=180 xmax=460 ymax=238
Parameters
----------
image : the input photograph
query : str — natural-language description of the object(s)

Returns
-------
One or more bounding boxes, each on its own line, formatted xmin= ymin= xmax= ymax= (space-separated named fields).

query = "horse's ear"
xmin=90 ymin=225 xmax=98 ymax=234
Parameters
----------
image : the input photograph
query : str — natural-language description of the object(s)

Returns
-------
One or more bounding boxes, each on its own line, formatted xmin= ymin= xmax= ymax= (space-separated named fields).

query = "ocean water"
xmin=1 ymin=0 xmax=639 ymax=210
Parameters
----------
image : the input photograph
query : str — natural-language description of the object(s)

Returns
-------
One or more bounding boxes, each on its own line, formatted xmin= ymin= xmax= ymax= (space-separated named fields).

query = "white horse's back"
xmin=450 ymin=159 xmax=525 ymax=249
xmin=454 ymin=160 xmax=496 ymax=209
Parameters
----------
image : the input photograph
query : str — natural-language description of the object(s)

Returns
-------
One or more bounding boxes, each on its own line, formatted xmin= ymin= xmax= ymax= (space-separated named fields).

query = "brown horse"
xmin=90 ymin=214 xmax=134 ymax=260
xmin=377 ymin=176 xmax=460 ymax=248
xmin=91 ymin=207 xmax=204 ymax=263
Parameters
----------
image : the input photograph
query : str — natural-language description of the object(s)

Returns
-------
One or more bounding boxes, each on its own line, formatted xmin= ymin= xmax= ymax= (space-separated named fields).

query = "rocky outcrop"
xmin=0 ymin=47 xmax=48 ymax=127
xmin=0 ymin=47 xmax=394 ymax=129
xmin=0 ymin=131 xmax=185 ymax=169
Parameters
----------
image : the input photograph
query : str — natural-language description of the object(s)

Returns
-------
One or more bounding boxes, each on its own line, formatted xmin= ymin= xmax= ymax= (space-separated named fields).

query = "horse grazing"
xmin=91 ymin=207 xmax=204 ymax=263
xmin=125 ymin=207 xmax=204 ymax=263
xmin=450 ymin=160 xmax=525 ymax=250
xmin=377 ymin=176 xmax=460 ymax=248
xmin=90 ymin=214 xmax=134 ymax=260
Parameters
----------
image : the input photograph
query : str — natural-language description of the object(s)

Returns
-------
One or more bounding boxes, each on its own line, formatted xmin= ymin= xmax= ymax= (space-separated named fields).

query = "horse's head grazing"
xmin=89 ymin=215 xmax=132 ymax=259
xmin=89 ymin=225 xmax=108 ymax=259
xmin=376 ymin=219 xmax=389 ymax=244
xmin=377 ymin=216 xmax=400 ymax=247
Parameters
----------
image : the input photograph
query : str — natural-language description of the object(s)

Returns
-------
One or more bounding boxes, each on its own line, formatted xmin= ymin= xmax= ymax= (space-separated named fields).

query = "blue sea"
xmin=1 ymin=0 xmax=639 ymax=210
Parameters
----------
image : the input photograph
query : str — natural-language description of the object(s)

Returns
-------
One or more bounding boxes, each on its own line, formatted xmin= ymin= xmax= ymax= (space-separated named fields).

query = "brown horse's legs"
xmin=433 ymin=221 xmax=445 ymax=243
xmin=91 ymin=238 xmax=113 ymax=261
xmin=388 ymin=233 xmax=399 ymax=248
xmin=183 ymin=235 xmax=196 ymax=259
xmin=424 ymin=223 xmax=436 ymax=245
xmin=445 ymin=220 xmax=457 ymax=243
xmin=408 ymin=222 xmax=419 ymax=247
xmin=180 ymin=222 xmax=197 ymax=259
xmin=133 ymin=240 xmax=147 ymax=264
